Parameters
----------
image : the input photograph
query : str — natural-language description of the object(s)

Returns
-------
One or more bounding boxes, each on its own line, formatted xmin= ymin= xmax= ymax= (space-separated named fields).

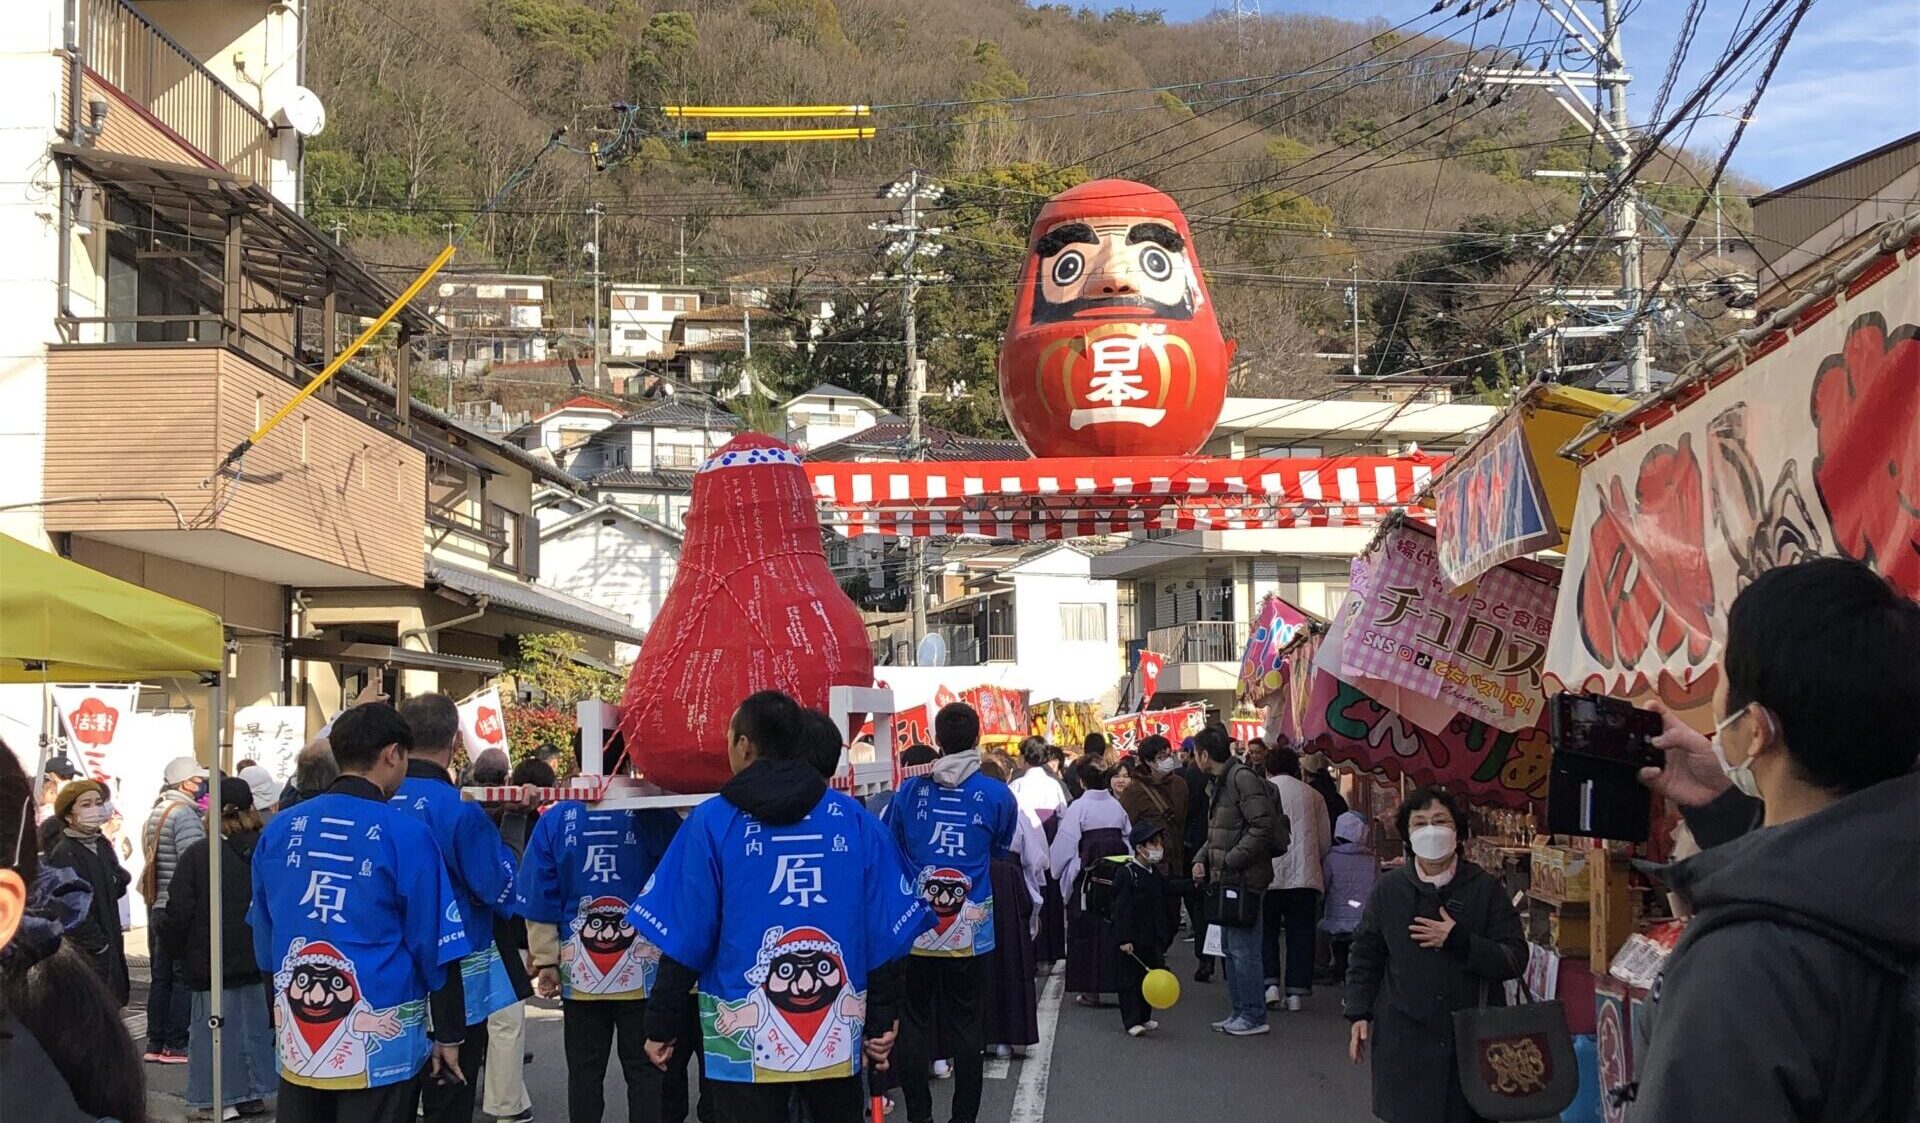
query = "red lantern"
xmin=618 ymin=434 xmax=874 ymax=793
xmin=998 ymin=179 xmax=1234 ymax=457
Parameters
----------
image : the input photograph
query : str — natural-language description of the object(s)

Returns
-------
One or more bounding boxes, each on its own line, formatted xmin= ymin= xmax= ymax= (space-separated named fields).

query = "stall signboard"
xmin=964 ymin=684 xmax=1029 ymax=739
xmin=1343 ymin=523 xmax=1555 ymax=732
xmin=1031 ymin=700 xmax=1103 ymax=747
xmin=457 ymin=687 xmax=511 ymax=758
xmin=1105 ymin=704 xmax=1205 ymax=753
xmin=1299 ymin=668 xmax=1551 ymax=812
xmin=1433 ymin=410 xmax=1560 ymax=588
xmin=50 ymin=685 xmax=140 ymax=781
xmin=233 ymin=705 xmax=307 ymax=787
xmin=1547 ymin=236 xmax=1919 ymax=695
xmin=1237 ymin=594 xmax=1310 ymax=706
xmin=1136 ymin=651 xmax=1166 ymax=707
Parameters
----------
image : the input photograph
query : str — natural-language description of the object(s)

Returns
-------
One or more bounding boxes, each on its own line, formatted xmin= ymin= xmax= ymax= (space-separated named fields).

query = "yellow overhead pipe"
xmin=693 ymin=127 xmax=877 ymax=142
xmin=212 ymin=243 xmax=457 ymax=475
xmin=663 ymin=104 xmax=872 ymax=118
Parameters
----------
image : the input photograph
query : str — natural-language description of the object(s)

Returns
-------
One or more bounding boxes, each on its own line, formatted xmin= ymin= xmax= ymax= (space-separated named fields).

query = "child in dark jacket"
xmin=1108 ymin=822 xmax=1192 ymax=1036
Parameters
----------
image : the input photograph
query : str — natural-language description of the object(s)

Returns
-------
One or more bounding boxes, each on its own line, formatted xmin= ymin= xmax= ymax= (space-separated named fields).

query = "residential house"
xmin=510 ymin=395 xmax=625 ymax=465
xmin=916 ymin=541 xmax=1129 ymax=710
xmin=724 ymin=268 xmax=840 ymax=342
xmin=569 ymin=396 xmax=743 ymax=530
xmin=1749 ymin=131 xmax=1919 ymax=309
xmin=609 ymin=282 xmax=701 ymax=360
xmin=0 ymin=0 xmax=640 ymax=751
xmin=666 ymin=306 xmax=786 ymax=388
xmin=1088 ymin=394 xmax=1499 ymax=712
xmin=531 ymin=491 xmax=683 ymax=663
xmin=781 ymin=383 xmax=898 ymax=453
xmin=425 ymin=272 xmax=551 ymax=375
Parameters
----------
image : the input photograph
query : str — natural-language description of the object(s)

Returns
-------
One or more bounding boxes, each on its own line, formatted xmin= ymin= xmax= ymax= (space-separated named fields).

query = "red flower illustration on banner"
xmin=474 ymin=705 xmax=505 ymax=746
xmin=1578 ymin=436 xmax=1715 ymax=669
xmin=69 ymin=697 xmax=120 ymax=746
xmin=1810 ymin=312 xmax=1920 ymax=593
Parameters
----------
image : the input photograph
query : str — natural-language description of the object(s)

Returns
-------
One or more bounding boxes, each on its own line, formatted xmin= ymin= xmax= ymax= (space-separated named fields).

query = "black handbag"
xmin=1450 ymin=953 xmax=1578 ymax=1121
xmin=1206 ymin=875 xmax=1262 ymax=928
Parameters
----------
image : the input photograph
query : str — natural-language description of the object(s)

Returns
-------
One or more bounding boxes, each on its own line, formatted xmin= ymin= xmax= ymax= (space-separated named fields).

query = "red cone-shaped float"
xmin=617 ymin=433 xmax=874 ymax=793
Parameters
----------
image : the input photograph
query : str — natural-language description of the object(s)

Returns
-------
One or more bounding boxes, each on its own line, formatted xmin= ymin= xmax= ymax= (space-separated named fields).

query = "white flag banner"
xmin=457 ymin=687 xmax=511 ymax=758
xmin=50 ymin=685 xmax=141 ymax=782
xmin=233 ymin=705 xmax=308 ymax=788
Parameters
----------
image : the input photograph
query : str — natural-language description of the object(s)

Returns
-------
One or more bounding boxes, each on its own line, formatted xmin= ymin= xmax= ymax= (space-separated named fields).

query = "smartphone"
xmin=1550 ymin=692 xmax=1664 ymax=770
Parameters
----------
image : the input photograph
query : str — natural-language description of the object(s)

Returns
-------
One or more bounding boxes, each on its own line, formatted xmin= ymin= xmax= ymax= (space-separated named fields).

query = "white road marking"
xmin=1009 ymin=962 xmax=1064 ymax=1123
xmin=985 ymin=1056 xmax=1012 ymax=1080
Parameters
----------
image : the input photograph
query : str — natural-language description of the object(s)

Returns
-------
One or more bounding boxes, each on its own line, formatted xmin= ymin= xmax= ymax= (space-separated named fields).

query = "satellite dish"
xmin=278 ymin=86 xmax=328 ymax=138
xmin=916 ymin=633 xmax=947 ymax=668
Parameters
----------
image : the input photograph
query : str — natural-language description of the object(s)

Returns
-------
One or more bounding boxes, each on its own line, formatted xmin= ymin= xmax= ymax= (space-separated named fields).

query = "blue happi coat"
xmin=249 ymin=783 xmax=471 ymax=1090
xmin=517 ymin=802 xmax=680 ymax=1000
xmin=883 ymin=766 xmax=1017 ymax=957
xmin=393 ymin=764 xmax=521 ymax=1025
xmin=628 ymin=788 xmax=930 ymax=1084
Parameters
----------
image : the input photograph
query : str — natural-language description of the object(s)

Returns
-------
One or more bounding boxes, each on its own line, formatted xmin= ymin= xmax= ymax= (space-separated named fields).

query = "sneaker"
xmin=237 ymin=1102 xmax=272 ymax=1117
xmin=497 ymin=1111 xmax=534 ymax=1123
xmin=932 ymin=1059 xmax=952 ymax=1079
xmin=1264 ymin=984 xmax=1281 ymax=1008
xmin=156 ymin=1049 xmax=189 ymax=1065
xmin=1144 ymin=1020 xmax=1160 ymax=1031
xmin=222 ymin=1109 xmax=241 ymax=1122
xmin=992 ymin=1044 xmax=1013 ymax=1060
xmin=1223 ymin=1018 xmax=1271 ymax=1037
xmin=1193 ymin=960 xmax=1215 ymax=983
xmin=144 ymin=1050 xmax=170 ymax=1064
xmin=1284 ymin=995 xmax=1304 ymax=1012
xmin=1210 ymin=1016 xmax=1233 ymax=1032
xmin=1127 ymin=1024 xmax=1148 ymax=1037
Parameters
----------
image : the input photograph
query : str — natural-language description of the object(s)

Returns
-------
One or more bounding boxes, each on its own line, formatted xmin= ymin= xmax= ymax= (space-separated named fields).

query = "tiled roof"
xmin=805 ymin=420 xmax=1028 ymax=463
xmin=427 ymin=561 xmax=646 ymax=644
xmin=533 ymin=395 xmax=624 ymax=421
xmin=606 ymin=397 xmax=744 ymax=433
xmin=586 ymin=468 xmax=698 ymax=491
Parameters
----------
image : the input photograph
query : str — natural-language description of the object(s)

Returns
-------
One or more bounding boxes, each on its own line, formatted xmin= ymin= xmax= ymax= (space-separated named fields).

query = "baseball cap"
xmin=162 ymin=756 xmax=208 ymax=786
xmin=43 ymin=754 xmax=80 ymax=780
xmin=238 ymin=764 xmax=280 ymax=812
xmin=1130 ymin=821 xmax=1166 ymax=847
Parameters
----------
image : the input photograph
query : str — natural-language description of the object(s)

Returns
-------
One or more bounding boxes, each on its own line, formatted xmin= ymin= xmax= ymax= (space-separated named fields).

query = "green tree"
xmin=748 ymin=0 xmax=846 ymax=46
xmin=1362 ymin=217 xmax=1532 ymax=388
xmin=503 ymin=0 xmax=616 ymax=63
xmin=503 ymin=633 xmax=624 ymax=767
xmin=1264 ymin=134 xmax=1313 ymax=165
xmin=1332 ymin=118 xmax=1380 ymax=148
xmin=1458 ymin=136 xmax=1520 ymax=181
xmin=1231 ymin=188 xmax=1343 ymax=264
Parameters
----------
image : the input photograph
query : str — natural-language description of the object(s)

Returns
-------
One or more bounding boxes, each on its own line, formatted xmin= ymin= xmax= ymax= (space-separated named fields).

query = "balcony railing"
xmin=1148 ymin=621 xmax=1250 ymax=664
xmin=82 ymin=0 xmax=275 ymax=182
xmin=985 ymin=634 xmax=1016 ymax=663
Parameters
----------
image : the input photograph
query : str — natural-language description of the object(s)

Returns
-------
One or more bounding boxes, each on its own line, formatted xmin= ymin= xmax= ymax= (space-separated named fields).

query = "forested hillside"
xmin=306 ymin=0 xmax=1751 ymax=430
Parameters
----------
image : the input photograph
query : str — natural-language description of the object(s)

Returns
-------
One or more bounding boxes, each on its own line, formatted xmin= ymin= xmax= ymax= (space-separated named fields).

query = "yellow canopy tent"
xmin=0 ymin=534 xmax=241 ymax=1105
xmin=0 ymin=533 xmax=224 ymax=681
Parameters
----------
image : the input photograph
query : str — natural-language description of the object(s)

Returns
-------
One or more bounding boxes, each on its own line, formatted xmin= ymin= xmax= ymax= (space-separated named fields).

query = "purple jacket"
xmin=1319 ymin=811 xmax=1378 ymax=936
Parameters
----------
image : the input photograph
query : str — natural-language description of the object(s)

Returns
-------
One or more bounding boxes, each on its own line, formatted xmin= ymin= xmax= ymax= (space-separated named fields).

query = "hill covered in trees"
xmin=307 ymin=0 xmax=1752 ymax=430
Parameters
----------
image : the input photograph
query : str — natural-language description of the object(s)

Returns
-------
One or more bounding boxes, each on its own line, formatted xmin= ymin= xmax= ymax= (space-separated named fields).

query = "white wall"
xmin=0 ymin=3 xmax=64 ymax=547
xmin=528 ymin=410 xmax=618 ymax=456
xmin=786 ymin=396 xmax=889 ymax=452
xmin=537 ymin=517 xmax=678 ymax=663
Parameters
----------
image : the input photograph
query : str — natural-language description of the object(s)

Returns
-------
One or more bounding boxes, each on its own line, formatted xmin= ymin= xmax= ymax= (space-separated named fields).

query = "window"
xmin=1059 ymin=603 xmax=1107 ymax=643
xmin=1257 ymin=444 xmax=1323 ymax=459
xmin=1116 ymin=582 xmax=1138 ymax=644
xmin=658 ymin=443 xmax=702 ymax=468
xmin=664 ymin=295 xmax=695 ymax=312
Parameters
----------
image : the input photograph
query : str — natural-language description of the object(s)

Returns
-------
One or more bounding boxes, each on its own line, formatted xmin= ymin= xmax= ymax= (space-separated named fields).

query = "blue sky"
xmin=1083 ymin=0 xmax=1920 ymax=187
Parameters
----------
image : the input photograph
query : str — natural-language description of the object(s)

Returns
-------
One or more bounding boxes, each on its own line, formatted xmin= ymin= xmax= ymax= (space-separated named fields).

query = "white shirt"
xmin=1009 ymin=769 xmax=1069 ymax=830
xmin=1048 ymin=789 xmax=1131 ymax=889
xmin=1269 ymin=774 xmax=1333 ymax=892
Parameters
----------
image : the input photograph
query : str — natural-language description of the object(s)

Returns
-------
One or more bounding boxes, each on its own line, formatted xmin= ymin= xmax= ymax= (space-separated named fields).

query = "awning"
xmin=0 ymin=533 xmax=225 ymax=682
xmin=283 ymin=639 xmax=503 ymax=677
xmin=806 ymin=453 xmax=1443 ymax=539
xmin=428 ymin=562 xmax=647 ymax=645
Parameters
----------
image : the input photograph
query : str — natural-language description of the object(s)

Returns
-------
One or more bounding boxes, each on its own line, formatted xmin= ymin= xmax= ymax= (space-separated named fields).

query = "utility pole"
xmin=587 ymin=202 xmax=605 ymax=391
xmin=1351 ymin=259 xmax=1362 ymax=378
xmin=876 ymin=170 xmax=947 ymax=653
xmin=329 ymin=220 xmax=345 ymax=245
xmin=676 ymin=217 xmax=688 ymax=286
xmin=1474 ymin=0 xmax=1649 ymax=391
xmin=1600 ymin=0 xmax=1650 ymax=393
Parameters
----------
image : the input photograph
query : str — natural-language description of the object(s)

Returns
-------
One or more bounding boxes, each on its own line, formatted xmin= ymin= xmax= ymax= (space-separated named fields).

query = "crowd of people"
xmin=0 ymin=557 xmax=1913 ymax=1123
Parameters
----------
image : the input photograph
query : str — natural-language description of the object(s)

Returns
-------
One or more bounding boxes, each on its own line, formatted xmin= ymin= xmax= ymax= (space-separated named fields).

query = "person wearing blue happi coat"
xmin=629 ymin=691 xmax=932 ymax=1123
xmin=519 ymin=800 xmax=695 ymax=1123
xmin=250 ymin=703 xmax=472 ymax=1123
xmin=881 ymin=702 xmax=1017 ymax=1123
xmin=393 ymin=694 xmax=524 ymax=1123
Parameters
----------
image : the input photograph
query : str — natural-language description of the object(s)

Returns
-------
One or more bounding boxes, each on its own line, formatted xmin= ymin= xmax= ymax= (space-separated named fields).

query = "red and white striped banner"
xmin=806 ymin=453 xmax=1443 ymax=538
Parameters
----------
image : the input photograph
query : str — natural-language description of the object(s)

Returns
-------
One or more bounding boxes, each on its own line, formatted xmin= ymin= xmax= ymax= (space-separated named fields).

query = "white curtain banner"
xmin=233 ymin=705 xmax=309 ymax=787
xmin=49 ymin=684 xmax=142 ymax=782
xmin=457 ymin=687 xmax=511 ymax=757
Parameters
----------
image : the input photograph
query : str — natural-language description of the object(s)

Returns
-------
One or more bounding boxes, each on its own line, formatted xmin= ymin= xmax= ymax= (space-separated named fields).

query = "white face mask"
xmin=1154 ymin=756 xmax=1180 ymax=774
xmin=1712 ymin=705 xmax=1764 ymax=798
xmin=73 ymin=803 xmax=110 ymax=829
xmin=1408 ymin=824 xmax=1457 ymax=862
xmin=1141 ymin=846 xmax=1164 ymax=865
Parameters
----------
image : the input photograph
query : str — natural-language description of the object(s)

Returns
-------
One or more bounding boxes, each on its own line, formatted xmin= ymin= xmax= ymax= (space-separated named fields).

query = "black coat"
xmin=1630 ymin=772 xmax=1918 ymax=1123
xmin=1178 ymin=764 xmax=1210 ymax=858
xmin=0 ymin=1014 xmax=107 ymax=1123
xmin=1109 ymin=860 xmax=1192 ymax=954
xmin=1345 ymin=859 xmax=1526 ymax=1123
xmin=43 ymin=831 xmax=131 ymax=1006
xmin=157 ymin=831 xmax=262 ymax=991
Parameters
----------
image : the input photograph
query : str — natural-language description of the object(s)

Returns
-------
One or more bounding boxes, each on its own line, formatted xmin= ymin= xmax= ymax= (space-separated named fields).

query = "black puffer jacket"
xmin=1629 ymin=771 xmax=1919 ymax=1123
xmin=157 ymin=830 xmax=262 ymax=991
xmin=1199 ymin=759 xmax=1275 ymax=892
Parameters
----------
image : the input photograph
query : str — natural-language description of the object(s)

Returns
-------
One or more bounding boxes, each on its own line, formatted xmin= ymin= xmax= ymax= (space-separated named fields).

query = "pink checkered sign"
xmin=1339 ymin=523 xmax=1556 ymax=731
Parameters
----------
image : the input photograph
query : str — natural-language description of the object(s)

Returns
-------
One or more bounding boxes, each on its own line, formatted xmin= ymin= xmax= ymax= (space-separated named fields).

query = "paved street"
xmin=137 ymin=930 xmax=1373 ymax=1122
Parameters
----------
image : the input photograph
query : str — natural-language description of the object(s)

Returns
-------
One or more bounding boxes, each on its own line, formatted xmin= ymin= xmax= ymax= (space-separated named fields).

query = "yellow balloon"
xmin=1142 ymin=968 xmax=1181 ymax=1010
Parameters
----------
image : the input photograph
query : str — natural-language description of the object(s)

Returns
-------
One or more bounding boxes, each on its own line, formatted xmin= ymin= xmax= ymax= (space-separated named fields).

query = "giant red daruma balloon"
xmin=998 ymin=179 xmax=1234 ymax=457
xmin=617 ymin=434 xmax=873 ymax=793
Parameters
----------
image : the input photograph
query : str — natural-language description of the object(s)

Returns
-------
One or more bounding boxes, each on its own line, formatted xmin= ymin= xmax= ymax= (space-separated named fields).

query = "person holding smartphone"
xmin=1343 ymin=785 xmax=1526 ymax=1123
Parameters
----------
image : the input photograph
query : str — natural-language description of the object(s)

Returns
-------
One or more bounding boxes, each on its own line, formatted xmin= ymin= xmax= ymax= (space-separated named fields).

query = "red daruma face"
xmin=999 ymin=179 xmax=1233 ymax=457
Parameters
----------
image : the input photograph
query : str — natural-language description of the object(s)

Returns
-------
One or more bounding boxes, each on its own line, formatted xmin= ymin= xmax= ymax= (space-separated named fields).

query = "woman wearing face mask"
xmin=1343 ymin=786 xmax=1525 ymax=1123
xmin=44 ymin=777 xmax=133 ymax=1006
